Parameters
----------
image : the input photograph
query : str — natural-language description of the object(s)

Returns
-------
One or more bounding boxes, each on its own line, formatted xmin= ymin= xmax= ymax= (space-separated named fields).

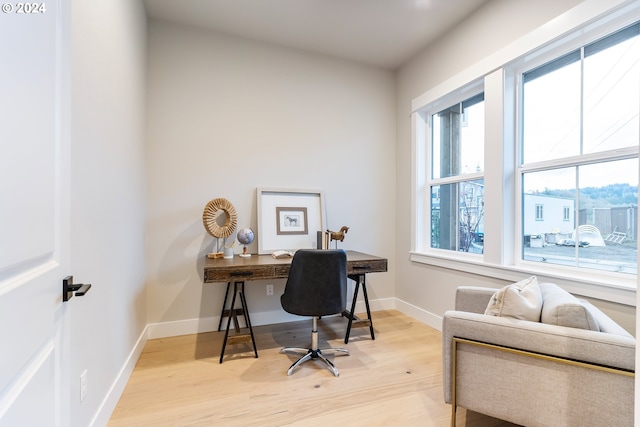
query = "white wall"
xmin=395 ymin=0 xmax=636 ymax=332
xmin=62 ymin=1 xmax=639 ymax=423
xmin=145 ymin=20 xmax=396 ymax=335
xmin=70 ymin=0 xmax=147 ymax=425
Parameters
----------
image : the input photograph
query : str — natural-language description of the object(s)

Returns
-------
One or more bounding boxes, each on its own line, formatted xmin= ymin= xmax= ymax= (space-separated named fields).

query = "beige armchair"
xmin=442 ymin=283 xmax=635 ymax=427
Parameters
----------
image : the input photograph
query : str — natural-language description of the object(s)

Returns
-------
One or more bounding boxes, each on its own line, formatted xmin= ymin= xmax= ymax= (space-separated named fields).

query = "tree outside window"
xmin=430 ymin=94 xmax=484 ymax=253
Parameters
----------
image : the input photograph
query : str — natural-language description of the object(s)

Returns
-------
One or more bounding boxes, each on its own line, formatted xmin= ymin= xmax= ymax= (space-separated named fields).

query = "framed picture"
xmin=257 ymin=188 xmax=326 ymax=254
xmin=276 ymin=207 xmax=308 ymax=235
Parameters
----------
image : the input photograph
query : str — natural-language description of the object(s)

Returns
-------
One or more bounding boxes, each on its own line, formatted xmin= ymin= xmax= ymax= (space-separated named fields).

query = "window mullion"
xmin=580 ymin=46 xmax=585 ymax=156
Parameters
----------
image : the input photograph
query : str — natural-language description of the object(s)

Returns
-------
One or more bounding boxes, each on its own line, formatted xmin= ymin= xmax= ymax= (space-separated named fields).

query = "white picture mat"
xmin=257 ymin=188 xmax=326 ymax=254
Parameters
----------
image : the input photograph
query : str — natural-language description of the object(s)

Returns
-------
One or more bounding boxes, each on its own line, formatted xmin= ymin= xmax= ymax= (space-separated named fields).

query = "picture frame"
xmin=257 ymin=188 xmax=326 ymax=254
xmin=276 ymin=207 xmax=308 ymax=235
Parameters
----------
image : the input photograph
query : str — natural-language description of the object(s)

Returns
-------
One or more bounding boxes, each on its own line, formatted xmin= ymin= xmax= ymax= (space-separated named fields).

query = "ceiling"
xmin=143 ymin=0 xmax=491 ymax=70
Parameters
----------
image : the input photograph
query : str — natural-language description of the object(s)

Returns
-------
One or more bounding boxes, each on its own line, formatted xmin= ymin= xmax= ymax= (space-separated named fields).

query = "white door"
xmin=0 ymin=0 xmax=71 ymax=425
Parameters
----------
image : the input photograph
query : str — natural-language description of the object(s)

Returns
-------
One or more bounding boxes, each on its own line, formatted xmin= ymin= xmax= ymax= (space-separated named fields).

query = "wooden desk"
xmin=204 ymin=250 xmax=388 ymax=362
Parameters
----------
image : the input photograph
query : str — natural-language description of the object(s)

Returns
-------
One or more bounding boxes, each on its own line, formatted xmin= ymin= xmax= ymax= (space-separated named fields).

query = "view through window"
xmin=430 ymin=94 xmax=485 ymax=253
xmin=520 ymin=23 xmax=639 ymax=274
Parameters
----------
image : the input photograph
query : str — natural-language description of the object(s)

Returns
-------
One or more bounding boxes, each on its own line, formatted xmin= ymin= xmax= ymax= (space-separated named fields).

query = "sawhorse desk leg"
xmin=344 ymin=273 xmax=375 ymax=344
xmin=219 ymin=281 xmax=258 ymax=363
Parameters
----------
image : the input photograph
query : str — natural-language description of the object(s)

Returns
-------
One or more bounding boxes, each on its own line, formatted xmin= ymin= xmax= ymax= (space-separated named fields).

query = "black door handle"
xmin=63 ymin=276 xmax=92 ymax=301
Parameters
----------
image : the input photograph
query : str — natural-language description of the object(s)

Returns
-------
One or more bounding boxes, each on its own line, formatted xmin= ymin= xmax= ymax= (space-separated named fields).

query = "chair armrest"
xmin=454 ymin=286 xmax=497 ymax=313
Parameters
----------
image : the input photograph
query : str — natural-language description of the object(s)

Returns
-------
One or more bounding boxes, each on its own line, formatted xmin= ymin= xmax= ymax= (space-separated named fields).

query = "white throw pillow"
xmin=484 ymin=276 xmax=543 ymax=321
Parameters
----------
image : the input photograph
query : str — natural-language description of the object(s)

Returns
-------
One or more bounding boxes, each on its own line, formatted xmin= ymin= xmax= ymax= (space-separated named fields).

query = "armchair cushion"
xmin=484 ymin=276 xmax=542 ymax=321
xmin=540 ymin=283 xmax=599 ymax=331
xmin=580 ymin=299 xmax=633 ymax=337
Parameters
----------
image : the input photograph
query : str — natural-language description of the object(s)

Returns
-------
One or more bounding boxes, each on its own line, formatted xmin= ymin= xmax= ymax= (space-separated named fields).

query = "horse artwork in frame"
xmin=257 ymin=188 xmax=326 ymax=254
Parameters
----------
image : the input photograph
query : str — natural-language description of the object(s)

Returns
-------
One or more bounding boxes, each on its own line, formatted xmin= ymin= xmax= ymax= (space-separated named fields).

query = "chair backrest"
xmin=280 ymin=249 xmax=347 ymax=317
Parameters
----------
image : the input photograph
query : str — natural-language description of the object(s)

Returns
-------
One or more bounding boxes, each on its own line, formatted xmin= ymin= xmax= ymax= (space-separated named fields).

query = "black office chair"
xmin=280 ymin=249 xmax=350 ymax=377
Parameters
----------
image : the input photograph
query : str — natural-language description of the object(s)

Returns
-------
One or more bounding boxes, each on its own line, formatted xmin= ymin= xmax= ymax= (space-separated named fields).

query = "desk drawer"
xmin=273 ymin=265 xmax=291 ymax=279
xmin=205 ymin=265 xmax=276 ymax=282
xmin=347 ymin=259 xmax=388 ymax=274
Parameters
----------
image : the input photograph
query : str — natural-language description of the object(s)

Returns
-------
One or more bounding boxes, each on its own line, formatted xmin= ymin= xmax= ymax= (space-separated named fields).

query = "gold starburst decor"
xmin=202 ymin=198 xmax=238 ymax=238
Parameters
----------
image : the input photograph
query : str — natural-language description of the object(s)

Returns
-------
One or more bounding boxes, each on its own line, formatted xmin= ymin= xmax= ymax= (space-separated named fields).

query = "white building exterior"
xmin=524 ymin=194 xmax=575 ymax=237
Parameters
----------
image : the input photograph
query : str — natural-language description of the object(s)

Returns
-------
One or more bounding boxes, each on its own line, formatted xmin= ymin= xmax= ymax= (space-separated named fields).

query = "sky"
xmin=431 ymin=34 xmax=639 ymax=192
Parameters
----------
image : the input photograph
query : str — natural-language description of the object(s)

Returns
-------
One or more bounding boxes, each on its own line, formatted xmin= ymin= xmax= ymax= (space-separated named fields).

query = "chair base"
xmin=281 ymin=347 xmax=349 ymax=377
xmin=281 ymin=316 xmax=349 ymax=377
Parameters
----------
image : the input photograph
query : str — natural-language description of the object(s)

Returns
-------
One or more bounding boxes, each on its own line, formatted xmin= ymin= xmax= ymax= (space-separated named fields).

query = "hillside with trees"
xmin=538 ymin=183 xmax=637 ymax=208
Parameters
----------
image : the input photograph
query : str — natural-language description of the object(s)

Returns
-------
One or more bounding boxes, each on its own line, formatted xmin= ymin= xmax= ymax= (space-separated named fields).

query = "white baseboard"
xmin=394 ymin=298 xmax=443 ymax=332
xmin=147 ymin=296 xmax=398 ymax=339
xmin=90 ymin=325 xmax=148 ymax=427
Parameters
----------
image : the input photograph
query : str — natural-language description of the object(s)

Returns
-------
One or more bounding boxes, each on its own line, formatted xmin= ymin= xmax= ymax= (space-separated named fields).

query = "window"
xmin=429 ymin=93 xmax=485 ymax=253
xmin=520 ymin=23 xmax=639 ymax=274
xmin=411 ymin=3 xmax=640 ymax=299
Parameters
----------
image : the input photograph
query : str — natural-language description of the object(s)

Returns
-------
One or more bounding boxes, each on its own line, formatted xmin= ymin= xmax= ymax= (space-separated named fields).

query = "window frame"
xmin=410 ymin=1 xmax=640 ymax=306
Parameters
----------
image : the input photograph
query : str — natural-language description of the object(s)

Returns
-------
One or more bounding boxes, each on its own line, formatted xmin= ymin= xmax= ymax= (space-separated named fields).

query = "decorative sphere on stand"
xmin=237 ymin=228 xmax=255 ymax=258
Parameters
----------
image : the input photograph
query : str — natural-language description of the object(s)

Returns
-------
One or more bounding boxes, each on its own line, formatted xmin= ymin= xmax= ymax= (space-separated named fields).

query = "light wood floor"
xmin=109 ymin=310 xmax=517 ymax=426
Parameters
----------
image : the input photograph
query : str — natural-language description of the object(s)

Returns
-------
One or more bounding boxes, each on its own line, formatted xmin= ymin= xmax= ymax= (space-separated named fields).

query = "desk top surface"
xmin=203 ymin=250 xmax=387 ymax=283
xmin=204 ymin=250 xmax=384 ymax=267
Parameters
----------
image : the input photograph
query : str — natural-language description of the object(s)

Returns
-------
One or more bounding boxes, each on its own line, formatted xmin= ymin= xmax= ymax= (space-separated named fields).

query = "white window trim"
xmin=410 ymin=250 xmax=635 ymax=305
xmin=410 ymin=0 xmax=640 ymax=307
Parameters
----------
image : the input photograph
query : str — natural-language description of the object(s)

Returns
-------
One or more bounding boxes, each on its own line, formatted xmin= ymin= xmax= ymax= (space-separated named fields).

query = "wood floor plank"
xmin=109 ymin=310 xmax=517 ymax=426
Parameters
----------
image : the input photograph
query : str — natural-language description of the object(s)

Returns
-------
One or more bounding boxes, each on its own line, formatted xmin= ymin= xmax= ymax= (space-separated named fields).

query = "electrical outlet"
xmin=266 ymin=284 xmax=274 ymax=296
xmin=80 ymin=369 xmax=88 ymax=402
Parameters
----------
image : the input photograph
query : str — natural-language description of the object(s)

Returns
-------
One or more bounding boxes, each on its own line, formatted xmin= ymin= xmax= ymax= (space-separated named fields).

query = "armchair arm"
xmin=454 ymin=286 xmax=496 ymax=313
xmin=442 ymin=310 xmax=635 ymax=403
